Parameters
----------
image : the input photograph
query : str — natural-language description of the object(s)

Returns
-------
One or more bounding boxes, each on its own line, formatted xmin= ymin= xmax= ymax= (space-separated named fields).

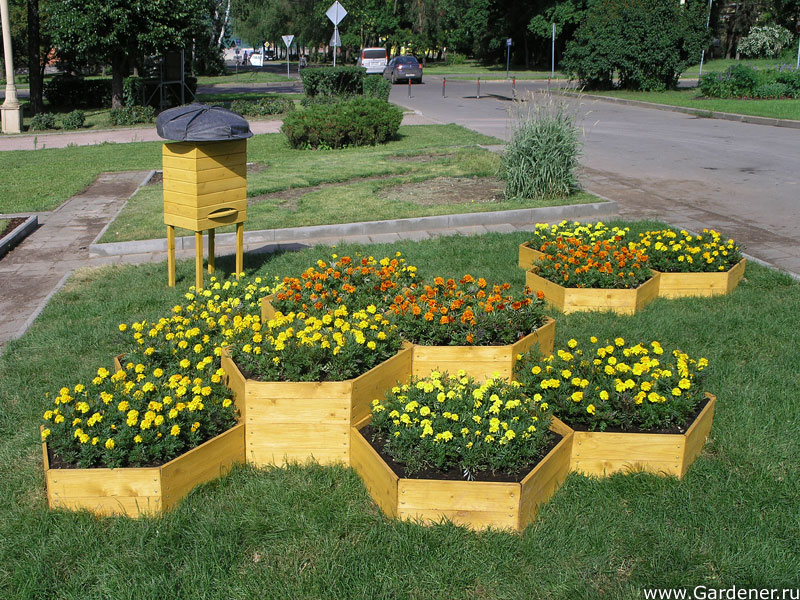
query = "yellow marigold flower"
xmin=504 ymin=430 xmax=516 ymax=440
xmin=170 ymin=425 xmax=181 ymax=436
xmin=105 ymin=438 xmax=115 ymax=450
xmin=599 ymin=390 xmax=610 ymax=401
xmin=41 ymin=429 xmax=51 ymax=441
xmin=586 ymin=404 xmax=596 ymax=415
xmin=568 ymin=339 xmax=578 ymax=348
xmin=222 ymin=399 xmax=232 ymax=408
xmin=571 ymin=391 xmax=583 ymax=403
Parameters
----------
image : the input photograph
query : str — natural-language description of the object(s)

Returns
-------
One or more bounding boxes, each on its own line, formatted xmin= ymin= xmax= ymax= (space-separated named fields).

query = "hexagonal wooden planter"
xmin=350 ymin=416 xmax=573 ymax=531
xmin=222 ymin=346 xmax=415 ymax=467
xmin=568 ymin=394 xmax=716 ymax=478
xmin=653 ymin=259 xmax=746 ymax=299
xmin=525 ymin=270 xmax=660 ymax=315
xmin=42 ymin=423 xmax=245 ymax=517
xmin=518 ymin=242 xmax=545 ymax=270
xmin=410 ymin=317 xmax=556 ymax=381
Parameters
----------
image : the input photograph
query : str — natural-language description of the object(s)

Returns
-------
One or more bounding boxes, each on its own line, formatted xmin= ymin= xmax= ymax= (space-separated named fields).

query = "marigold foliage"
xmin=515 ymin=336 xmax=709 ymax=432
xmin=371 ymin=371 xmax=554 ymax=479
xmin=527 ymin=221 xmax=629 ymax=249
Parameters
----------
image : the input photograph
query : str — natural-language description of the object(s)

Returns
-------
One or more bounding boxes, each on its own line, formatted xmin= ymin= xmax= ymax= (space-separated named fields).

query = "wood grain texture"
xmin=350 ymin=346 xmax=413 ymax=424
xmin=162 ymin=151 xmax=247 ymax=172
xmin=526 ymin=271 xmax=659 ymax=315
xmin=261 ymin=294 xmax=277 ymax=323
xmin=654 ymin=259 xmax=746 ymax=299
xmin=163 ymin=187 xmax=247 ymax=209
xmin=680 ymin=394 xmax=716 ymax=476
xmin=350 ymin=418 xmax=399 ymax=517
xmin=518 ymin=242 xmax=545 ymax=270
xmin=163 ymin=140 xmax=247 ymax=159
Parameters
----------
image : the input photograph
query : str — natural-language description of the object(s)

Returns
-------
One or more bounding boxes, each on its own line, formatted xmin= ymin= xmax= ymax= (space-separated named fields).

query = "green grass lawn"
xmin=586 ymin=88 xmax=800 ymax=120
xmin=195 ymin=70 xmax=293 ymax=85
xmin=1 ymin=223 xmax=798 ymax=597
xmin=99 ymin=125 xmax=597 ymax=243
xmin=0 ymin=218 xmax=8 ymax=233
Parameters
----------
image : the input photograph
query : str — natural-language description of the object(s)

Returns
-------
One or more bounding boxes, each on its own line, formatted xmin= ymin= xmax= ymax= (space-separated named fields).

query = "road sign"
xmin=330 ymin=30 xmax=341 ymax=47
xmin=506 ymin=38 xmax=512 ymax=47
xmin=326 ymin=1 xmax=347 ymax=25
xmin=282 ymin=35 xmax=294 ymax=48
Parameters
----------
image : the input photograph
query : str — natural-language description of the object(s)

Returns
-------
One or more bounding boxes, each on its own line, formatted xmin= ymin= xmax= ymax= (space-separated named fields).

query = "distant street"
xmin=389 ymin=76 xmax=800 ymax=277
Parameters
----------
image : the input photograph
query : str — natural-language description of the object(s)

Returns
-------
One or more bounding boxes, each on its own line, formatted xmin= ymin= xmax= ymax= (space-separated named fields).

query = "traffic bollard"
xmin=442 ymin=77 xmax=446 ymax=98
xmin=512 ymin=77 xmax=516 ymax=98
xmin=408 ymin=78 xmax=411 ymax=98
xmin=477 ymin=77 xmax=480 ymax=99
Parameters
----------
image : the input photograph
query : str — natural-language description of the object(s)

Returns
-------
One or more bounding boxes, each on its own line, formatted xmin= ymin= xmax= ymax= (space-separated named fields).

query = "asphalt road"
xmin=389 ymin=76 xmax=800 ymax=277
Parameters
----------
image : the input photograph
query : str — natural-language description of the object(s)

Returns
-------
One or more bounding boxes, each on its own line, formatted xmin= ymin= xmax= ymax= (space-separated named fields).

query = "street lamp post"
xmin=0 ymin=0 xmax=23 ymax=134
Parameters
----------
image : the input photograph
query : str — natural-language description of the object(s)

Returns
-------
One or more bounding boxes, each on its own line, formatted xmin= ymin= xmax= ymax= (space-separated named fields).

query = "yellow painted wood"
xmin=653 ymin=259 xmax=746 ymax=299
xmin=208 ymin=230 xmax=215 ymax=274
xmin=351 ymin=346 xmax=414 ymax=424
xmin=518 ymin=242 xmax=545 ymax=270
xmin=220 ymin=349 xmax=247 ymax=420
xmin=164 ymin=208 xmax=247 ymax=232
xmin=163 ymin=140 xmax=246 ymax=160
xmin=163 ymin=186 xmax=247 ymax=209
xmin=162 ymin=151 xmax=247 ymax=172
xmin=160 ymin=423 xmax=245 ymax=510
xmin=195 ymin=232 xmax=204 ymax=290
xmin=167 ymin=225 xmax=176 ymax=286
xmin=261 ymin=294 xmax=277 ymax=322
xmin=410 ymin=317 xmax=556 ymax=381
xmin=526 ymin=271 xmax=660 ymax=315
xmin=569 ymin=394 xmax=715 ymax=478
xmin=350 ymin=418 xmax=399 ymax=517
xmin=163 ymin=175 xmax=246 ymax=197
xmin=236 ymin=222 xmax=243 ymax=277
xmin=163 ymin=164 xmax=246 ymax=184
xmin=248 ymin=423 xmax=349 ymax=465
xmin=164 ymin=198 xmax=247 ymax=221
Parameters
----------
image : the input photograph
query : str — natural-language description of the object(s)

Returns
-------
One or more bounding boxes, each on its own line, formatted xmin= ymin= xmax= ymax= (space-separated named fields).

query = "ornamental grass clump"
xmin=515 ymin=336 xmax=709 ymax=432
xmin=230 ymin=306 xmax=402 ymax=382
xmin=41 ymin=363 xmax=236 ymax=469
xmin=527 ymin=221 xmax=628 ymax=250
xmin=637 ymin=229 xmax=743 ymax=273
xmin=534 ymin=238 xmax=652 ymax=289
xmin=272 ymin=253 xmax=417 ymax=315
xmin=370 ymin=371 xmax=554 ymax=480
xmin=388 ymin=275 xmax=548 ymax=346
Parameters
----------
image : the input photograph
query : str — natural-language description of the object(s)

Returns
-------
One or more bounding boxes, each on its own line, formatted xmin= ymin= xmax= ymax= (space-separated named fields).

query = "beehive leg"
xmin=195 ymin=232 xmax=204 ymax=290
xmin=167 ymin=226 xmax=176 ymax=287
xmin=208 ymin=229 xmax=215 ymax=275
xmin=236 ymin=222 xmax=244 ymax=278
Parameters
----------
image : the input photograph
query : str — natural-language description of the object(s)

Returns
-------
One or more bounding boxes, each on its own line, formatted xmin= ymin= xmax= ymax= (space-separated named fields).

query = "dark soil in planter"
xmin=564 ymin=396 xmax=710 ymax=435
xmin=361 ymin=424 xmax=562 ymax=484
xmin=0 ymin=217 xmax=25 ymax=239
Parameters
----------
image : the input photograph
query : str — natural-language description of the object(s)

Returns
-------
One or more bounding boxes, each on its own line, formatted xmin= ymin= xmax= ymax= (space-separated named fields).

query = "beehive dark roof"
xmin=156 ymin=103 xmax=253 ymax=141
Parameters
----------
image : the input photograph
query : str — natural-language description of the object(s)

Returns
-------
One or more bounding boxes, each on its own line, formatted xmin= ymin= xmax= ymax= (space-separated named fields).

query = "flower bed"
xmin=518 ymin=221 xmax=629 ymax=270
xmin=515 ymin=336 xmax=714 ymax=477
xmin=526 ymin=238 xmax=657 ymax=315
xmin=350 ymin=372 xmax=573 ymax=530
xmin=637 ymin=229 xmax=746 ymax=298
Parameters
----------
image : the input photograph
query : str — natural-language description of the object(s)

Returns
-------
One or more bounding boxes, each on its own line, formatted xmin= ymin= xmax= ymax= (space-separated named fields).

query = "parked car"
xmin=357 ymin=47 xmax=388 ymax=75
xmin=383 ymin=55 xmax=423 ymax=84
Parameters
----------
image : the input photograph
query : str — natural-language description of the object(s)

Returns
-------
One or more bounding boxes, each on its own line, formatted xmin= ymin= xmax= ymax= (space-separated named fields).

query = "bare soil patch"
xmin=380 ymin=176 xmax=504 ymax=206
xmin=248 ymin=174 xmax=395 ymax=212
xmin=0 ymin=217 xmax=25 ymax=239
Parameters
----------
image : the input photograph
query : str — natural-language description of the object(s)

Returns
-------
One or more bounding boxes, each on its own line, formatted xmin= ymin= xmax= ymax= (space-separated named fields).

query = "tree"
xmin=47 ymin=0 xmax=212 ymax=108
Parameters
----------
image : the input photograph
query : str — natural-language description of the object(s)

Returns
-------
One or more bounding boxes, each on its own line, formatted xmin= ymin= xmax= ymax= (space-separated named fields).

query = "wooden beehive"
xmin=162 ymin=139 xmax=247 ymax=231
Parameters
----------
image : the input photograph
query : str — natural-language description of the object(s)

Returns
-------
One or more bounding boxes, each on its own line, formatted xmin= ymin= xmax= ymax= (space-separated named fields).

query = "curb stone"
xmin=0 ymin=215 xmax=38 ymax=259
xmin=89 ymin=200 xmax=618 ymax=258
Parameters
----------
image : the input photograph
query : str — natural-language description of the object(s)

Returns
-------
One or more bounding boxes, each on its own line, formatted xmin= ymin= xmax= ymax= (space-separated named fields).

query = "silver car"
xmin=383 ymin=56 xmax=423 ymax=84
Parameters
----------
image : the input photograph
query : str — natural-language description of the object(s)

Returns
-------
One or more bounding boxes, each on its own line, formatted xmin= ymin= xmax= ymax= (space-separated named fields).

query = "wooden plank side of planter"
xmin=511 ymin=318 xmax=556 ymax=366
xmin=655 ymin=259 xmax=746 ymax=299
xmin=518 ymin=243 xmax=544 ymax=270
xmin=245 ymin=380 xmax=351 ymax=466
xmin=44 ymin=460 xmax=162 ymax=517
xmin=351 ymin=347 xmax=413 ymax=425
xmin=412 ymin=344 xmax=511 ymax=381
xmin=527 ymin=271 xmax=658 ymax=315
xmin=261 ymin=294 xmax=277 ymax=323
xmin=680 ymin=394 xmax=716 ymax=476
xmin=518 ymin=418 xmax=574 ymax=530
xmin=634 ymin=273 xmax=660 ymax=311
xmin=221 ymin=350 xmax=247 ymax=420
xmin=350 ymin=418 xmax=399 ymax=518
xmin=160 ymin=423 xmax=245 ymax=511
xmin=397 ymin=479 xmax=519 ymax=530
xmin=525 ymin=271 xmax=566 ymax=311
xmin=571 ymin=430 xmax=684 ymax=477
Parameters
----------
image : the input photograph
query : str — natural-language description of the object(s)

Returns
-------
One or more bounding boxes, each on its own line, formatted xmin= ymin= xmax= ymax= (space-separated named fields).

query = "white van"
xmin=357 ymin=47 xmax=388 ymax=74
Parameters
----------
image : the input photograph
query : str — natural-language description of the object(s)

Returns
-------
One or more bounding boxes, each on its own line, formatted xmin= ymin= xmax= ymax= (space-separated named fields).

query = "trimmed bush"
xmin=109 ymin=105 xmax=156 ymax=126
xmin=230 ymin=97 xmax=295 ymax=116
xmin=363 ymin=75 xmax=391 ymax=101
xmin=699 ymin=64 xmax=800 ymax=99
xmin=499 ymin=96 xmax=581 ymax=200
xmin=299 ymin=95 xmax=350 ymax=108
xmin=61 ymin=110 xmax=85 ymax=131
xmin=44 ymin=76 xmax=112 ymax=108
xmin=445 ymin=52 xmax=467 ymax=66
xmin=281 ymin=97 xmax=402 ymax=149
xmin=561 ymin=0 xmax=707 ymax=91
xmin=300 ymin=66 xmax=365 ymax=97
xmin=29 ymin=112 xmax=56 ymax=131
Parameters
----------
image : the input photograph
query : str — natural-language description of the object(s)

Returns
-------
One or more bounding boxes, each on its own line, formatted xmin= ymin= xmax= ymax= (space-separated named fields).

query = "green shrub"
xmin=737 ymin=24 xmax=794 ymax=59
xmin=445 ymin=52 xmax=467 ymax=66
xmin=299 ymin=95 xmax=350 ymax=108
xmin=499 ymin=96 xmax=581 ymax=200
xmin=230 ymin=97 xmax=295 ymax=116
xmin=699 ymin=64 xmax=800 ymax=99
xmin=29 ymin=112 xmax=56 ymax=131
xmin=60 ymin=110 xmax=85 ymax=130
xmin=109 ymin=105 xmax=156 ymax=126
xmin=281 ymin=97 xmax=402 ymax=149
xmin=753 ymin=81 xmax=789 ymax=99
xmin=300 ymin=66 xmax=365 ymax=97
xmin=561 ymin=0 xmax=707 ymax=91
xmin=363 ymin=75 xmax=391 ymax=101
xmin=44 ymin=75 xmax=112 ymax=108
xmin=776 ymin=68 xmax=800 ymax=97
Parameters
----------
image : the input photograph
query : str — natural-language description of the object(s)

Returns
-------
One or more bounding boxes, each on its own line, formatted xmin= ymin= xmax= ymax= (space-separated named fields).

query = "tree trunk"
xmin=27 ymin=0 xmax=44 ymax=114
xmin=111 ymin=52 xmax=126 ymax=108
